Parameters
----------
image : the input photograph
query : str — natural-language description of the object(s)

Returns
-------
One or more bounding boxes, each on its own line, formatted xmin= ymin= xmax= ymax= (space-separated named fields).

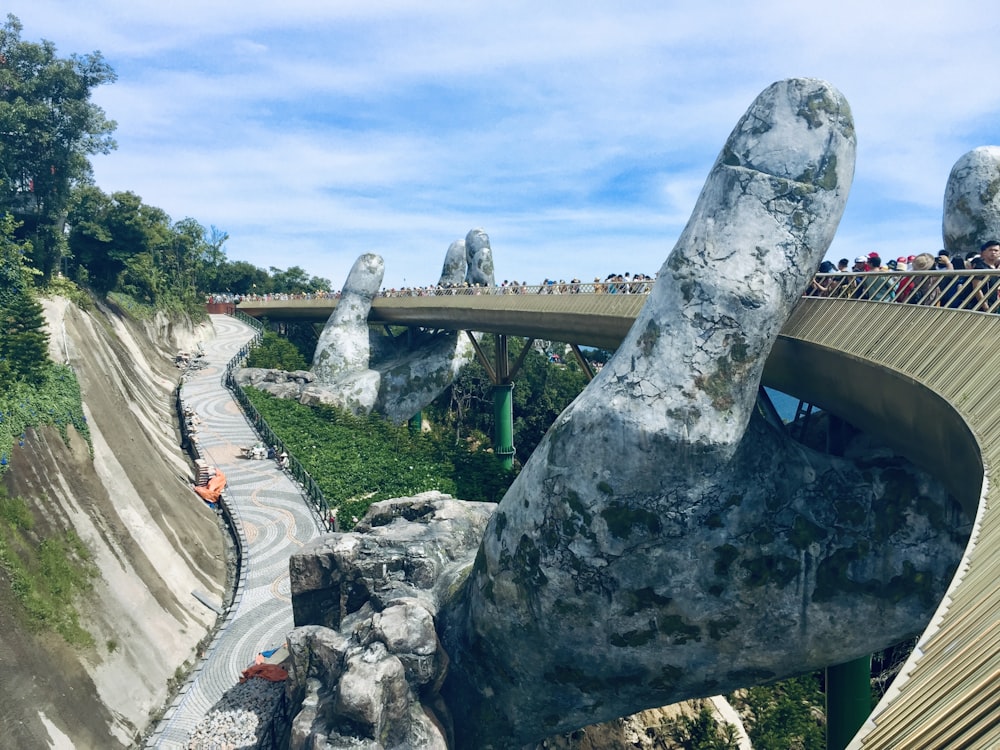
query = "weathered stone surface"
xmin=943 ymin=145 xmax=1000 ymax=256
xmin=290 ymin=493 xmax=495 ymax=629
xmin=313 ymin=253 xmax=383 ymax=385
xmin=277 ymin=239 xmax=478 ymax=423
xmin=284 ymin=79 xmax=972 ymax=750
xmin=440 ymin=239 xmax=468 ymax=287
xmin=372 ymin=329 xmax=472 ymax=424
xmin=435 ymin=78 xmax=963 ymax=748
xmin=464 ymin=228 xmax=495 ymax=287
xmin=286 ymin=494 xmax=494 ymax=748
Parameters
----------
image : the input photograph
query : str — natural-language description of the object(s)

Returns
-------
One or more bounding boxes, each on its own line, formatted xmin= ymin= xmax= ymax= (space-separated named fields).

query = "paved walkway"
xmin=147 ymin=314 xmax=323 ymax=748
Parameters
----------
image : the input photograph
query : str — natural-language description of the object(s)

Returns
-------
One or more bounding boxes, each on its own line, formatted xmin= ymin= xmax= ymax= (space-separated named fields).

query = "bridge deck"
xmin=238 ymin=288 xmax=1000 ymax=748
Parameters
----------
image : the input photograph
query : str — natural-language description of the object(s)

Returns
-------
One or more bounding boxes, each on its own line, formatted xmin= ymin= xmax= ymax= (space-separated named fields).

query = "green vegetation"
xmin=0 ymin=364 xmax=91 ymax=473
xmin=1 ymin=212 xmax=90 ymax=474
xmin=657 ymin=702 xmax=741 ymax=749
xmin=730 ymin=673 xmax=826 ymax=750
xmin=427 ymin=336 xmax=600 ymax=459
xmin=246 ymin=330 xmax=308 ymax=370
xmin=243 ymin=388 xmax=515 ymax=526
xmin=0 ymin=14 xmax=117 ymax=280
xmin=0 ymin=488 xmax=97 ymax=645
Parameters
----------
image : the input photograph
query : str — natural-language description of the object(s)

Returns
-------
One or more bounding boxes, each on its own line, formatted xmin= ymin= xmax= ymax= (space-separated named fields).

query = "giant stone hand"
xmin=285 ymin=78 xmax=971 ymax=750
xmin=304 ymin=234 xmax=496 ymax=423
xmin=438 ymin=78 xmax=970 ymax=747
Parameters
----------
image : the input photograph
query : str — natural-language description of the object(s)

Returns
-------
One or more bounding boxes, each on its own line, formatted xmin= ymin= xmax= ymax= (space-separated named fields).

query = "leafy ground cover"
xmin=243 ymin=388 xmax=516 ymax=526
xmin=0 ymin=488 xmax=97 ymax=646
xmin=0 ymin=364 xmax=91 ymax=475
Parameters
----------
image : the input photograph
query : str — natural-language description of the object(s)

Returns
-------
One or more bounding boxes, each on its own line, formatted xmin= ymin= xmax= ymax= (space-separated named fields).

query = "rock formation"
xmin=439 ymin=239 xmax=468 ymax=287
xmin=943 ymin=146 xmax=1000 ymax=256
xmin=464 ymin=228 xmax=495 ymax=287
xmin=284 ymin=78 xmax=971 ymax=749
xmin=287 ymin=493 xmax=494 ymax=749
xmin=240 ymin=236 xmax=496 ymax=423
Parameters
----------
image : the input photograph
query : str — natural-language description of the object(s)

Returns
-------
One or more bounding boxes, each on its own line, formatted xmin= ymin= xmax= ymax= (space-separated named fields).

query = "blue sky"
xmin=8 ymin=1 xmax=1000 ymax=290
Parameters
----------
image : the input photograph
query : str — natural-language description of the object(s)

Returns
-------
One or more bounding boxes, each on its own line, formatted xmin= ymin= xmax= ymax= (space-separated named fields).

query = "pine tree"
xmin=0 ymin=288 xmax=49 ymax=384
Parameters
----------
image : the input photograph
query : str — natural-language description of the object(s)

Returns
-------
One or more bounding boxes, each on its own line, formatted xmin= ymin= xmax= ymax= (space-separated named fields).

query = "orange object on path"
xmin=240 ymin=663 xmax=288 ymax=683
xmin=193 ymin=469 xmax=227 ymax=503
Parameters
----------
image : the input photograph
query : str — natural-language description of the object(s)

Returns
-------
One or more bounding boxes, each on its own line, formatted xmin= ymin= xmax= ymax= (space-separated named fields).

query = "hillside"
xmin=0 ymin=297 xmax=228 ymax=749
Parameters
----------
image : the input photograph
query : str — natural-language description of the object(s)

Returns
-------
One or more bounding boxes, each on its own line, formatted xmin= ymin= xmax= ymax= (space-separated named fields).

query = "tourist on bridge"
xmin=970 ymin=239 xmax=1000 ymax=311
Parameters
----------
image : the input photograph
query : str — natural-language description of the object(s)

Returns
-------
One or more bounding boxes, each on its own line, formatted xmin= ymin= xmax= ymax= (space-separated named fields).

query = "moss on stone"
xmin=596 ymin=481 xmax=614 ymax=496
xmin=694 ymin=341 xmax=751 ymax=412
xmin=610 ymin=626 xmax=657 ymax=648
xmin=511 ymin=534 xmax=548 ymax=590
xmin=789 ymin=514 xmax=828 ymax=550
xmin=835 ymin=497 xmax=867 ymax=526
xmin=873 ymin=468 xmax=918 ymax=541
xmin=658 ymin=614 xmax=701 ymax=643
xmin=705 ymin=512 xmax=723 ymax=529
xmin=601 ymin=502 xmax=662 ymax=540
xmin=814 ymin=547 xmax=937 ymax=607
xmin=708 ymin=615 xmax=740 ymax=640
xmin=493 ymin=510 xmax=507 ymax=542
xmin=752 ymin=527 xmax=775 ymax=544
xmin=798 ymin=89 xmax=839 ymax=129
xmin=566 ymin=490 xmax=592 ymax=525
xmin=714 ymin=544 xmax=740 ymax=576
xmin=637 ymin=320 xmax=661 ymax=357
xmin=620 ymin=587 xmax=672 ymax=616
xmin=741 ymin=554 xmax=801 ymax=588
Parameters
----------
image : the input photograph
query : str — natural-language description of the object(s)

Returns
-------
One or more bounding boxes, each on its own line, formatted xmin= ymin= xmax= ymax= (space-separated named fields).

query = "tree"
xmin=194 ymin=224 xmax=229 ymax=292
xmin=214 ymin=259 xmax=270 ymax=295
xmin=269 ymin=265 xmax=332 ymax=294
xmin=0 ymin=14 xmax=117 ymax=280
xmin=246 ymin=330 xmax=308 ymax=371
xmin=0 ymin=214 xmax=48 ymax=385
xmin=65 ymin=188 xmax=171 ymax=295
xmin=660 ymin=703 xmax=741 ymax=750
xmin=0 ymin=287 xmax=49 ymax=384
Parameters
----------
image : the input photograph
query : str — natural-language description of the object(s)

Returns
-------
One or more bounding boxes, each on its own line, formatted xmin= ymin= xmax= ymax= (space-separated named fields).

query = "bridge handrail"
xmin=222 ymin=315 xmax=337 ymax=532
xmin=232 ymin=267 xmax=1000 ymax=312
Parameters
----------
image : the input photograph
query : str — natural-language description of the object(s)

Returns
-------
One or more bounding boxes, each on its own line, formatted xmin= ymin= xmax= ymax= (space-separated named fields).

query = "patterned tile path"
xmin=146 ymin=314 xmax=322 ymax=748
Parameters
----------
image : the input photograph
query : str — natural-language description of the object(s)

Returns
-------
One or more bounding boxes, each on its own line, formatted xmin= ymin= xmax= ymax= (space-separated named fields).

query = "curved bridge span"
xmin=238 ymin=290 xmax=1000 ymax=749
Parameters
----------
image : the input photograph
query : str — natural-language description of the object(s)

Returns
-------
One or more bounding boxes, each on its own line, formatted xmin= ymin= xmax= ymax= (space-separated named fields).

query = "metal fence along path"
xmin=147 ymin=314 xmax=322 ymax=748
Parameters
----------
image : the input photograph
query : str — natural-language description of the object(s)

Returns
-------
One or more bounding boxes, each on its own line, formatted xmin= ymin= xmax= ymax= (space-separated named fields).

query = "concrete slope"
xmin=0 ymin=297 xmax=227 ymax=749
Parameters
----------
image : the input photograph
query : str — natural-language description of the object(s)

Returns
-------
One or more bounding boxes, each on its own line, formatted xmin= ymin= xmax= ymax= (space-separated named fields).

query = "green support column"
xmin=493 ymin=382 xmax=515 ymax=470
xmin=826 ymin=655 xmax=871 ymax=750
xmin=408 ymin=410 xmax=422 ymax=435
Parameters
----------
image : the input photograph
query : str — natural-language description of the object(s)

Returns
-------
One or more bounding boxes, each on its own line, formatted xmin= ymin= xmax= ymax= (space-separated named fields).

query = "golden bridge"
xmin=237 ymin=270 xmax=1000 ymax=749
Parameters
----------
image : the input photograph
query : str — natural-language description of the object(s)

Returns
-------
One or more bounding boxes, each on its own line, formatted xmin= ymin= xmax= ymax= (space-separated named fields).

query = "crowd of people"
xmin=806 ymin=239 xmax=1000 ymax=311
xmin=208 ymin=240 xmax=1000 ymax=312
xmin=207 ymin=272 xmax=658 ymax=302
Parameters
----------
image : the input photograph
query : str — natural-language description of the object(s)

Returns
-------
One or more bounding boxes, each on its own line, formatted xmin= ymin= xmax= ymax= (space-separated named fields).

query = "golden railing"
xmin=779 ymin=293 xmax=1000 ymax=750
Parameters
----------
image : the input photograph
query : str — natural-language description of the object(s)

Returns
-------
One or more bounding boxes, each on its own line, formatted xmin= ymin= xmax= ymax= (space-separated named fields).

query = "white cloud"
xmin=7 ymin=1 xmax=1000 ymax=289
